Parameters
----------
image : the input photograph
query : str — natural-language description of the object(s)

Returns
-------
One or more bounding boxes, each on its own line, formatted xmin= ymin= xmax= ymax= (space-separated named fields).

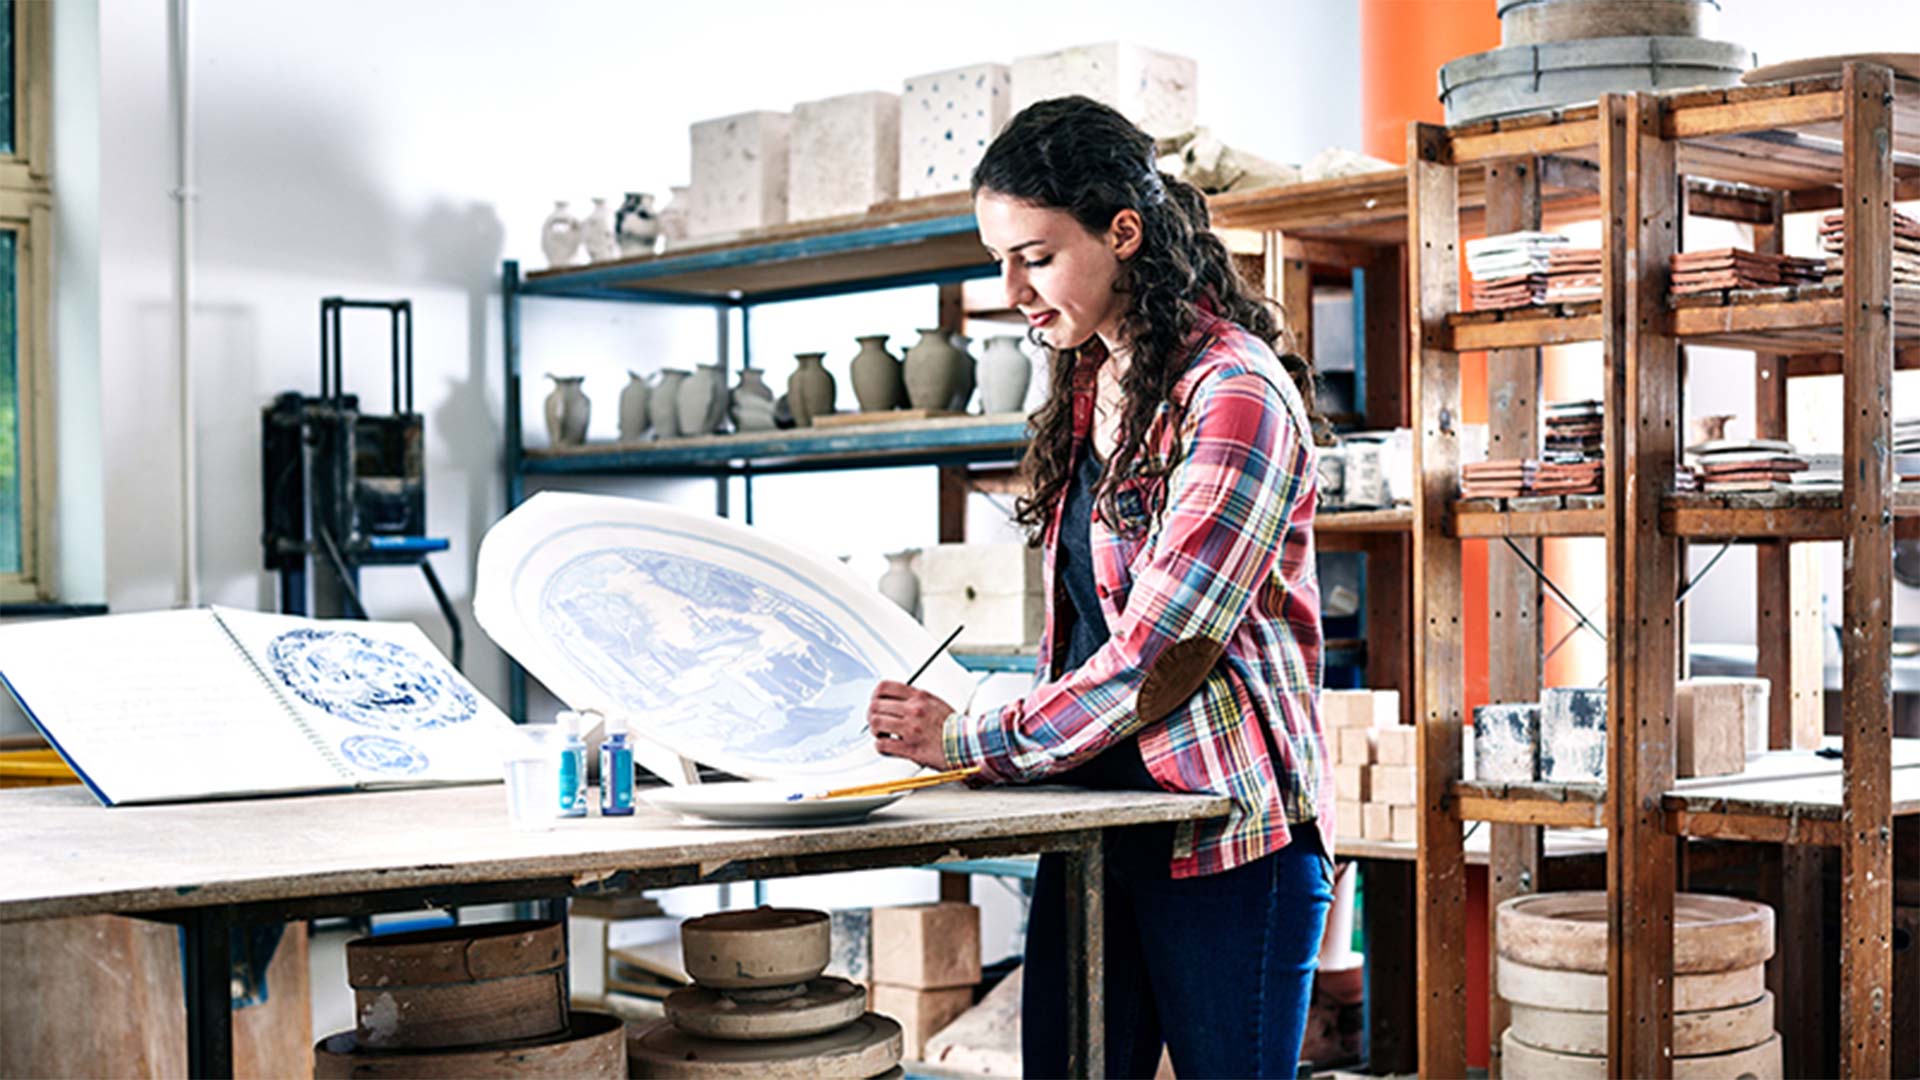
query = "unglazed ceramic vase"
xmin=978 ymin=335 xmax=1033 ymax=414
xmin=849 ymin=334 xmax=905 ymax=412
xmin=878 ymin=549 xmax=921 ymax=618
xmin=650 ymin=369 xmax=689 ymax=440
xmin=539 ymin=201 xmax=583 ymax=268
xmin=788 ymin=353 xmax=836 ymax=426
xmin=658 ymin=185 xmax=693 ymax=247
xmin=615 ymin=192 xmax=660 ymax=257
xmin=731 ymin=368 xmax=778 ymax=432
xmin=947 ymin=333 xmax=978 ymax=413
xmin=677 ymin=363 xmax=729 ymax=436
xmin=618 ymin=370 xmax=652 ymax=442
xmin=543 ymin=375 xmax=590 ymax=446
xmin=903 ymin=329 xmax=963 ymax=411
xmin=581 ymin=197 xmax=619 ymax=262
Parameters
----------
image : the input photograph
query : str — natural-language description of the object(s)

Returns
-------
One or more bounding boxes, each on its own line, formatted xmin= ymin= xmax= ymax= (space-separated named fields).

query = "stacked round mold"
xmin=1438 ymin=0 xmax=1749 ymax=124
xmin=1496 ymin=892 xmax=1783 ymax=1079
xmin=628 ymin=907 xmax=904 ymax=1078
xmin=315 ymin=920 xmax=625 ymax=1078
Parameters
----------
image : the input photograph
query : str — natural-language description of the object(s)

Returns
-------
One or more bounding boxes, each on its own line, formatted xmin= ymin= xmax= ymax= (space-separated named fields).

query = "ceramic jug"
xmin=878 ymin=549 xmax=921 ymax=618
xmin=539 ymin=201 xmax=583 ymax=268
xmin=978 ymin=335 xmax=1033 ymax=414
xmin=677 ymin=362 xmax=728 ymax=436
xmin=788 ymin=353 xmax=837 ymax=426
xmin=849 ymin=334 xmax=905 ymax=412
xmin=903 ymin=329 xmax=963 ymax=411
xmin=615 ymin=192 xmax=660 ymax=257
xmin=543 ymin=375 xmax=590 ymax=446
xmin=618 ymin=370 xmax=652 ymax=442
xmin=582 ymin=197 xmax=619 ymax=262
xmin=947 ymin=333 xmax=978 ymax=413
xmin=650 ymin=369 xmax=689 ymax=440
xmin=731 ymin=368 xmax=778 ymax=432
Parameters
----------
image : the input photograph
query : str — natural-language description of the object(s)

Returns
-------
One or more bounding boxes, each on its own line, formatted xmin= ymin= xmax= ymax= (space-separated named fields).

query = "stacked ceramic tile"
xmin=1898 ymin=418 xmax=1920 ymax=486
xmin=1819 ymin=208 xmax=1920 ymax=285
xmin=1671 ymin=464 xmax=1701 ymax=493
xmin=1534 ymin=399 xmax=1604 ymax=495
xmin=1466 ymin=231 xmax=1569 ymax=310
xmin=1670 ymin=247 xmax=1824 ymax=295
xmin=1543 ymin=247 xmax=1603 ymax=303
xmin=1692 ymin=439 xmax=1808 ymax=493
xmin=1322 ymin=689 xmax=1415 ymax=844
xmin=1461 ymin=459 xmax=1537 ymax=499
xmin=629 ymin=908 xmax=904 ymax=1077
xmin=1497 ymin=892 xmax=1781 ymax=1079
xmin=315 ymin=921 xmax=627 ymax=1078
xmin=1787 ymin=453 xmax=1842 ymax=491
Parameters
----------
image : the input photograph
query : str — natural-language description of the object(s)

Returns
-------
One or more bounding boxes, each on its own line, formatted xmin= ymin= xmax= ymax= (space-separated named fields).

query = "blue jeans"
xmin=1022 ymin=821 xmax=1334 ymax=1079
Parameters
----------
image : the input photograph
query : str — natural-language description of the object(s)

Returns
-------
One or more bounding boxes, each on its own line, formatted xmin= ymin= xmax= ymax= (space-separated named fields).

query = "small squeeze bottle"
xmin=557 ymin=711 xmax=588 ymax=818
xmin=600 ymin=713 xmax=635 ymax=816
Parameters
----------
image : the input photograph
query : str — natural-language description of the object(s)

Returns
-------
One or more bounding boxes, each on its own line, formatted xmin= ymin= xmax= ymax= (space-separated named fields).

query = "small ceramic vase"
xmin=650 ymin=369 xmax=689 ymax=440
xmin=615 ymin=192 xmax=660 ymax=257
xmin=677 ymin=362 xmax=728 ymax=436
xmin=947 ymin=333 xmax=978 ymax=413
xmin=540 ymin=201 xmax=583 ymax=268
xmin=543 ymin=374 xmax=590 ymax=446
xmin=618 ymin=370 xmax=652 ymax=442
xmin=978 ymin=335 xmax=1033 ymax=414
xmin=878 ymin=549 xmax=921 ymax=618
xmin=773 ymin=392 xmax=797 ymax=429
xmin=657 ymin=185 xmax=693 ymax=247
xmin=731 ymin=368 xmax=778 ymax=432
xmin=849 ymin=334 xmax=905 ymax=412
xmin=582 ymin=197 xmax=619 ymax=261
xmin=788 ymin=353 xmax=836 ymax=426
xmin=903 ymin=329 xmax=963 ymax=411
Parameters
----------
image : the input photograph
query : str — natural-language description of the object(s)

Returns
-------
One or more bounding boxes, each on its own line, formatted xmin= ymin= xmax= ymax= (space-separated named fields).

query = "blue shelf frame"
xmin=502 ymin=211 xmax=1012 ymax=720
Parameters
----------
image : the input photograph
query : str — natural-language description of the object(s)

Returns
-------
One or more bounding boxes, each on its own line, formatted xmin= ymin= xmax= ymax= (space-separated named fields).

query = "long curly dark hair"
xmin=971 ymin=96 xmax=1318 ymax=540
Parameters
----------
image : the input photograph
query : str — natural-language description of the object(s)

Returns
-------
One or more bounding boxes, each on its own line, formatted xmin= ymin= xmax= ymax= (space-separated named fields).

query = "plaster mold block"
xmin=1474 ymin=703 xmax=1540 ymax=783
xmin=789 ymin=91 xmax=900 ymax=222
xmin=1010 ymin=43 xmax=1197 ymax=139
xmin=899 ymin=63 xmax=1010 ymax=200
xmin=1539 ymin=687 xmax=1606 ymax=784
xmin=689 ymin=110 xmax=791 ymax=236
xmin=473 ymin=492 xmax=975 ymax=787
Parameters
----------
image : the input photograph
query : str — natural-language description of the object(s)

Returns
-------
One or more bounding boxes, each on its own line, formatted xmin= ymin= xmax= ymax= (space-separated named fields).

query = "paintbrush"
xmin=787 ymin=624 xmax=967 ymax=801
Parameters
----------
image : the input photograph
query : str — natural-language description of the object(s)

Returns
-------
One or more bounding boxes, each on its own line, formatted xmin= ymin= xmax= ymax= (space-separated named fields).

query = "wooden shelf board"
xmin=521 ymin=414 xmax=1028 ymax=475
xmin=1452 ymin=496 xmax=1606 ymax=538
xmin=1317 ymin=506 xmax=1413 ymax=533
xmin=1451 ymin=780 xmax=1606 ymax=828
xmin=1670 ymin=283 xmax=1920 ymax=353
xmin=1444 ymin=302 xmax=1603 ymax=351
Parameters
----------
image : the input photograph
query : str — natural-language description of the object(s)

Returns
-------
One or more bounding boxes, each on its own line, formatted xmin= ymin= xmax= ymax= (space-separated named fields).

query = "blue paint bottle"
xmin=600 ymin=713 xmax=635 ymax=816
xmin=557 ymin=711 xmax=588 ymax=818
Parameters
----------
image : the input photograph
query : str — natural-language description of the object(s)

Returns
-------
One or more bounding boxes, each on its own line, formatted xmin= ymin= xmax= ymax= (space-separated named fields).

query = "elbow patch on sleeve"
xmin=1136 ymin=636 xmax=1225 ymax=727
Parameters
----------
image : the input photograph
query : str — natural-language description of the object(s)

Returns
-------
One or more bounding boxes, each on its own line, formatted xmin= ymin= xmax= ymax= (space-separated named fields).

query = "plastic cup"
xmin=502 ymin=729 xmax=560 ymax=830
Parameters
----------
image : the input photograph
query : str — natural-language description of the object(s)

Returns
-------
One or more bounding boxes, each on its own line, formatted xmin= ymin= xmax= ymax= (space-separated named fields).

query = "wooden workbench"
xmin=0 ymin=784 xmax=1227 ymax=1079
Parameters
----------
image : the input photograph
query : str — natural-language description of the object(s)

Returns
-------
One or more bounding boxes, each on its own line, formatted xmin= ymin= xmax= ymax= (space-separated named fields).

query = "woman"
xmin=867 ymin=96 xmax=1332 ymax=1079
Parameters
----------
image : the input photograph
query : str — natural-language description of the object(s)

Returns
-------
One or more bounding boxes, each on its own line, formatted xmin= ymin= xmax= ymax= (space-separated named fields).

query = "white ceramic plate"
xmin=640 ymin=781 xmax=905 ymax=826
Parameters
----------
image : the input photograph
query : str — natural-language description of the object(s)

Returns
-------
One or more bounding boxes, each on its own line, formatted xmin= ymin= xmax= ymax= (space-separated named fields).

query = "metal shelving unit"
xmin=1409 ymin=65 xmax=1919 ymax=1078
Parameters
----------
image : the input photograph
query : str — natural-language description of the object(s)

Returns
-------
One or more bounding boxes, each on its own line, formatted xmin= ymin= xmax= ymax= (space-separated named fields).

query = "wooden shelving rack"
xmin=1410 ymin=64 xmax=1918 ymax=1078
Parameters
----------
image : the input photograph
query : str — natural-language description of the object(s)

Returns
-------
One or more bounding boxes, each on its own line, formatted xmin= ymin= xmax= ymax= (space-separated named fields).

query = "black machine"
xmin=262 ymin=297 xmax=463 ymax=668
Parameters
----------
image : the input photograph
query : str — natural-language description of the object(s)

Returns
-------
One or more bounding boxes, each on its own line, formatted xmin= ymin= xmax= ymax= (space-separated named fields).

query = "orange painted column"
xmin=1360 ymin=1 xmax=1501 ymax=1071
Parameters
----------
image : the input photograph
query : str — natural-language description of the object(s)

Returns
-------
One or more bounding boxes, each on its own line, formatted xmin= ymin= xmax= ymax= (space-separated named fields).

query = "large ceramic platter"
xmin=474 ymin=492 xmax=977 ymax=787
xmin=641 ymin=782 xmax=905 ymax=826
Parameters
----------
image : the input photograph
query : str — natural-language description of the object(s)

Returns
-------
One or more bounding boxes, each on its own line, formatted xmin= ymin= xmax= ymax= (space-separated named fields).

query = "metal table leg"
xmin=184 ymin=906 xmax=234 ymax=1079
xmin=1062 ymin=829 xmax=1107 ymax=1079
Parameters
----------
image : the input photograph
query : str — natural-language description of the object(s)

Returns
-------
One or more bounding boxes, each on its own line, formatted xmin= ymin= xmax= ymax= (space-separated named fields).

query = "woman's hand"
xmin=867 ymin=681 xmax=956 ymax=770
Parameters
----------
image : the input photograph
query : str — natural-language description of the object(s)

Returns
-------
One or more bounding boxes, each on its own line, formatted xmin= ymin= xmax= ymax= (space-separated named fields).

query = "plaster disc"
xmin=1497 ymin=955 xmax=1764 ymax=1013
xmin=1509 ymin=991 xmax=1774 ymax=1057
xmin=665 ymin=977 xmax=867 ymax=1041
xmin=680 ymin=908 xmax=830 ymax=991
xmin=1502 ymin=1029 xmax=1781 ymax=1080
xmin=1496 ymin=891 xmax=1773 ymax=973
xmin=315 ymin=1009 xmax=624 ymax=1080
xmin=628 ymin=1013 xmax=902 ymax=1078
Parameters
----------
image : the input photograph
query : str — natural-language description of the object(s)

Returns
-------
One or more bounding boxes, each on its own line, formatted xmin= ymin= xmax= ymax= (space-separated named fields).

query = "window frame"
xmin=0 ymin=0 xmax=53 ymax=602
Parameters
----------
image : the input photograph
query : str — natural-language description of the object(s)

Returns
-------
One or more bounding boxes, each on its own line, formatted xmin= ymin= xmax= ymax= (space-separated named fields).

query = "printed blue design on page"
xmin=267 ymin=629 xmax=476 ymax=730
xmin=339 ymin=734 xmax=430 ymax=776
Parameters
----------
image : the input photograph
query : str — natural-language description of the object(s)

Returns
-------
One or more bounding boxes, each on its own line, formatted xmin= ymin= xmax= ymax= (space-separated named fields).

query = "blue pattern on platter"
xmin=538 ymin=548 xmax=880 ymax=769
xmin=267 ymin=628 xmax=476 ymax=731
xmin=339 ymin=733 xmax=430 ymax=776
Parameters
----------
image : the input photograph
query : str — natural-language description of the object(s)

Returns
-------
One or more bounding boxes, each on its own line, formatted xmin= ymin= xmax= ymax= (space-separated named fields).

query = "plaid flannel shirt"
xmin=943 ymin=312 xmax=1330 ymax=878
